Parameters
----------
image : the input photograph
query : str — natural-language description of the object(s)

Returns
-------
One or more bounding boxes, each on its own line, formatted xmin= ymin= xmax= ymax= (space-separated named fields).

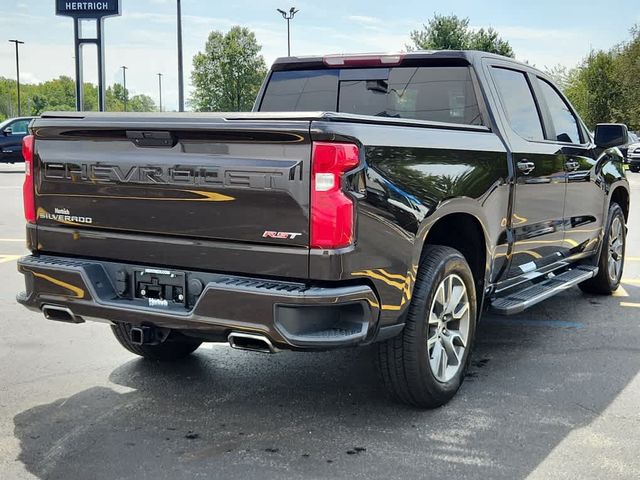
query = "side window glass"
xmin=537 ymin=78 xmax=581 ymax=144
xmin=491 ymin=67 xmax=544 ymax=141
xmin=9 ymin=120 xmax=29 ymax=135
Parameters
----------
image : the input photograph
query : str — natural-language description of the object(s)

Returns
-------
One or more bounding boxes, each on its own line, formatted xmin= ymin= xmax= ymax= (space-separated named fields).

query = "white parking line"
xmin=0 ymin=255 xmax=21 ymax=264
xmin=612 ymin=286 xmax=629 ymax=297
xmin=620 ymin=302 xmax=640 ymax=308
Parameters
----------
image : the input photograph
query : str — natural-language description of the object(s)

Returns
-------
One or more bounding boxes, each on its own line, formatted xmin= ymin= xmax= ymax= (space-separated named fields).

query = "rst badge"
xmin=262 ymin=231 xmax=302 ymax=240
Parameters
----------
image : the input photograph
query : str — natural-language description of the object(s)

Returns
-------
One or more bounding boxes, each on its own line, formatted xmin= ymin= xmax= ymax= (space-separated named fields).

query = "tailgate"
xmin=33 ymin=115 xmax=312 ymax=250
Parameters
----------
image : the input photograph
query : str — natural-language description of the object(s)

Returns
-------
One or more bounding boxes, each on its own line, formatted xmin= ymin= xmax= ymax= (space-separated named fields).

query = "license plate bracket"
xmin=134 ymin=269 xmax=186 ymax=306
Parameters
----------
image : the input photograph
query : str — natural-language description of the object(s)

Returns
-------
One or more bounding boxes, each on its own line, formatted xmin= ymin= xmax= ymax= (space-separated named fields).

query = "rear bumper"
xmin=17 ymin=255 xmax=385 ymax=350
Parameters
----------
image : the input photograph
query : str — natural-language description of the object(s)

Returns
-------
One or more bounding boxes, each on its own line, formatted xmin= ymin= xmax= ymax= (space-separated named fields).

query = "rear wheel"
xmin=111 ymin=322 xmax=202 ymax=361
xmin=579 ymin=203 xmax=626 ymax=295
xmin=378 ymin=246 xmax=477 ymax=408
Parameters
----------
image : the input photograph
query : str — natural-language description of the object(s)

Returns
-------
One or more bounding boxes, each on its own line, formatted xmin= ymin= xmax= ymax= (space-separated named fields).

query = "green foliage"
xmin=564 ymin=51 xmax=622 ymax=128
xmin=471 ymin=28 xmax=514 ymax=58
xmin=409 ymin=14 xmax=514 ymax=57
xmin=615 ymin=25 xmax=640 ymax=130
xmin=0 ymin=75 xmax=156 ymax=118
xmin=103 ymin=83 xmax=154 ymax=112
xmin=556 ymin=24 xmax=639 ymax=130
xmin=190 ymin=26 xmax=267 ymax=112
xmin=410 ymin=14 xmax=470 ymax=51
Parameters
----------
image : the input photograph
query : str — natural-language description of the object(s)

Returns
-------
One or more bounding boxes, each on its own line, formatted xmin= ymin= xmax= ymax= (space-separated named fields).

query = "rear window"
xmin=259 ymin=66 xmax=483 ymax=125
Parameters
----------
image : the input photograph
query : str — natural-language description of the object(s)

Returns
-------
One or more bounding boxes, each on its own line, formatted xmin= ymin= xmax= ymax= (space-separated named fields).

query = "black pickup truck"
xmin=17 ymin=51 xmax=630 ymax=408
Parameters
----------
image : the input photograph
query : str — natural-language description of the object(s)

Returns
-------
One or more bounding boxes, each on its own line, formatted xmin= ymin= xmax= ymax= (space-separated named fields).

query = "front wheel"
xmin=378 ymin=246 xmax=477 ymax=408
xmin=579 ymin=202 xmax=626 ymax=295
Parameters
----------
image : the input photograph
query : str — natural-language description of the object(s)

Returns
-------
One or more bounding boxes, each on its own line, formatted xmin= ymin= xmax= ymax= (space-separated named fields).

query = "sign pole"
xmin=96 ymin=19 xmax=106 ymax=111
xmin=73 ymin=19 xmax=84 ymax=111
xmin=57 ymin=0 xmax=121 ymax=112
xmin=177 ymin=0 xmax=184 ymax=112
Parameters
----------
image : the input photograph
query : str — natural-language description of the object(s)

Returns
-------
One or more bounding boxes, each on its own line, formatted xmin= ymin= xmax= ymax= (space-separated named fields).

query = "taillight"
xmin=310 ymin=142 xmax=360 ymax=249
xmin=22 ymin=134 xmax=36 ymax=223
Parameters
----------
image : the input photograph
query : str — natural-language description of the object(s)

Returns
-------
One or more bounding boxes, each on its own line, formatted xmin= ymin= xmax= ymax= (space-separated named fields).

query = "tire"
xmin=111 ymin=322 xmax=202 ymax=361
xmin=378 ymin=246 xmax=477 ymax=408
xmin=579 ymin=202 xmax=626 ymax=295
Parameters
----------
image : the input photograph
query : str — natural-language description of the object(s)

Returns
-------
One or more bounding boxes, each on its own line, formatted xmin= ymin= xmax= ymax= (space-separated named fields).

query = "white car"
xmin=627 ymin=132 xmax=640 ymax=172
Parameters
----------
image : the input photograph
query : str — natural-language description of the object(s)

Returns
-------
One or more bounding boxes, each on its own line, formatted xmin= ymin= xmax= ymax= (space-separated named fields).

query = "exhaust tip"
xmin=228 ymin=332 xmax=277 ymax=354
xmin=42 ymin=305 xmax=83 ymax=324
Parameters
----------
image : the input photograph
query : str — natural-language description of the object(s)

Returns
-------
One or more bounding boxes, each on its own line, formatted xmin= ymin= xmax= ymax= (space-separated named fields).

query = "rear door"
xmin=532 ymin=76 xmax=604 ymax=256
xmin=488 ymin=65 xmax=568 ymax=277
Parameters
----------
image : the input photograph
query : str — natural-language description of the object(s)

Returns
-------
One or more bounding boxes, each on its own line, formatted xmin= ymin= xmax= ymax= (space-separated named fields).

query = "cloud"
xmin=487 ymin=25 xmax=583 ymax=42
xmin=345 ymin=15 xmax=383 ymax=25
xmin=1 ymin=2 xmax=628 ymax=113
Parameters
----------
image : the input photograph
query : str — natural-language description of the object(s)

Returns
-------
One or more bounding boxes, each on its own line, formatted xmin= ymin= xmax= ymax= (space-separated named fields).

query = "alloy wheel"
xmin=426 ymin=274 xmax=471 ymax=383
xmin=608 ymin=216 xmax=624 ymax=282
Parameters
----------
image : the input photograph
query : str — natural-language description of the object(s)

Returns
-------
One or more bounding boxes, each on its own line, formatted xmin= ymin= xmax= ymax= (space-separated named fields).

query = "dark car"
xmin=619 ymin=131 xmax=638 ymax=162
xmin=16 ymin=51 xmax=630 ymax=408
xmin=0 ymin=117 xmax=35 ymax=163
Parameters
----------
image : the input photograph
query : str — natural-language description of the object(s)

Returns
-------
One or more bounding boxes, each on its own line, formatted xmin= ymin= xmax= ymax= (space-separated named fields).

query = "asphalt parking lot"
xmin=0 ymin=162 xmax=639 ymax=480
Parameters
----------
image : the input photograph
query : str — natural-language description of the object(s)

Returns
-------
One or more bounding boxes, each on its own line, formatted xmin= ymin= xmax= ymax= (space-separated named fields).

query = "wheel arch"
xmin=414 ymin=205 xmax=492 ymax=312
xmin=610 ymin=184 xmax=630 ymax=222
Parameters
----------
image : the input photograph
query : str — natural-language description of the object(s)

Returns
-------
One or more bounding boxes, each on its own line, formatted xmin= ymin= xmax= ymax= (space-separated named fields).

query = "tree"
xmin=1 ymin=76 xmax=155 ymax=117
xmin=105 ymin=84 xmax=156 ymax=112
xmin=545 ymin=64 xmax=572 ymax=91
xmin=563 ymin=51 xmax=623 ymax=129
xmin=548 ymin=24 xmax=639 ymax=131
xmin=614 ymin=25 xmax=640 ymax=129
xmin=471 ymin=28 xmax=514 ymax=57
xmin=129 ymin=94 xmax=157 ymax=112
xmin=409 ymin=14 xmax=514 ymax=57
xmin=190 ymin=26 xmax=267 ymax=112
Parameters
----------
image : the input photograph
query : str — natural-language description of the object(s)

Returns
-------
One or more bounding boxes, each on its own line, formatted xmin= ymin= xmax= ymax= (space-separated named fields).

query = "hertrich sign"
xmin=55 ymin=0 xmax=121 ymax=18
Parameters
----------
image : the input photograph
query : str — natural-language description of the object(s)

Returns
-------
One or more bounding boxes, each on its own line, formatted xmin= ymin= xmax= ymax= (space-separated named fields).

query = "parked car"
xmin=627 ymin=132 xmax=640 ymax=172
xmin=620 ymin=131 xmax=639 ymax=163
xmin=0 ymin=117 xmax=35 ymax=163
xmin=16 ymin=51 xmax=630 ymax=408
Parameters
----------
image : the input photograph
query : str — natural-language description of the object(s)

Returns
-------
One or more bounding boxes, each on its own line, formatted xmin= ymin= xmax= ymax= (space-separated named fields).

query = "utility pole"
xmin=121 ymin=65 xmax=128 ymax=112
xmin=177 ymin=0 xmax=184 ymax=112
xmin=8 ymin=39 xmax=24 ymax=116
xmin=277 ymin=7 xmax=299 ymax=56
xmin=157 ymin=73 xmax=163 ymax=112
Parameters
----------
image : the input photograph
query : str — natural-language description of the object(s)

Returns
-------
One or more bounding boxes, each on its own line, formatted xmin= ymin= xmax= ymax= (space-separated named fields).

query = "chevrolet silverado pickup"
xmin=17 ymin=51 xmax=630 ymax=408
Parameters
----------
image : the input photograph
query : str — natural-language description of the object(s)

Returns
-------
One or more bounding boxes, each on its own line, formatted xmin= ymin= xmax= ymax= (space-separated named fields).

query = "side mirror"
xmin=3 ymin=127 xmax=12 ymax=136
xmin=595 ymin=123 xmax=628 ymax=148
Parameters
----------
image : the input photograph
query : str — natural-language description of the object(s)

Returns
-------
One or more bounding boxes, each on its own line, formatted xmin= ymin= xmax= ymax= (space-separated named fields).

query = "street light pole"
xmin=121 ymin=65 xmax=128 ymax=112
xmin=157 ymin=73 xmax=163 ymax=112
xmin=177 ymin=0 xmax=184 ymax=112
xmin=277 ymin=7 xmax=299 ymax=56
xmin=8 ymin=39 xmax=24 ymax=116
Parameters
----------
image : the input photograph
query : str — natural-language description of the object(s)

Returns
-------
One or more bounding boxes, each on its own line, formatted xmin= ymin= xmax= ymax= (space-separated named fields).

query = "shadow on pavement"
xmin=13 ymin=291 xmax=640 ymax=480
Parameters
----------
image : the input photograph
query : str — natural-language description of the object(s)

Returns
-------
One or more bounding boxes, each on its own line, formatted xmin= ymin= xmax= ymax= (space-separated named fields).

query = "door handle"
xmin=517 ymin=159 xmax=535 ymax=175
xmin=565 ymin=159 xmax=580 ymax=171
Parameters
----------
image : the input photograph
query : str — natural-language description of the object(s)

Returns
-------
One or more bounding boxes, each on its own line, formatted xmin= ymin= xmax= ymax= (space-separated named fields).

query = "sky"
xmin=1 ymin=0 xmax=639 ymax=112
